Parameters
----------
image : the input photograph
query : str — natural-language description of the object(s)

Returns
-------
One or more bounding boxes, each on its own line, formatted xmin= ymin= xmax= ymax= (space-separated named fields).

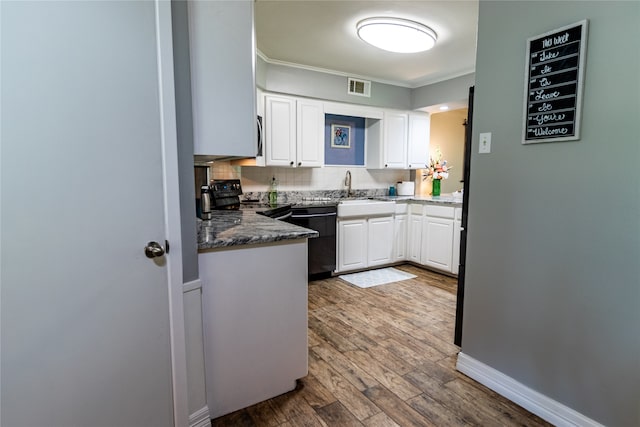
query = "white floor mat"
xmin=339 ymin=267 xmax=417 ymax=288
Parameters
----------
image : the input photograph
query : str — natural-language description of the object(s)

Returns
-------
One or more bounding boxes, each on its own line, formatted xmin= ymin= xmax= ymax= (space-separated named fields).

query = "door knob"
xmin=144 ymin=241 xmax=165 ymax=258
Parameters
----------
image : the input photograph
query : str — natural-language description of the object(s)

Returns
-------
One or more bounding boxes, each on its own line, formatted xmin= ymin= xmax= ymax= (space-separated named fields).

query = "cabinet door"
xmin=382 ymin=111 xmax=408 ymax=169
xmin=452 ymin=219 xmax=461 ymax=275
xmin=296 ymin=99 xmax=324 ymax=167
xmin=407 ymin=213 xmax=423 ymax=262
xmin=265 ymin=95 xmax=296 ymax=167
xmin=337 ymin=219 xmax=367 ymax=272
xmin=368 ymin=216 xmax=394 ymax=266
xmin=421 ymin=216 xmax=454 ymax=271
xmin=189 ymin=1 xmax=256 ymax=157
xmin=407 ymin=113 xmax=430 ymax=169
xmin=393 ymin=214 xmax=408 ymax=261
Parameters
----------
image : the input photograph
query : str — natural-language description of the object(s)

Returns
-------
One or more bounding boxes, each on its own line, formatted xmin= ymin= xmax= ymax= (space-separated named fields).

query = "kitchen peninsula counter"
xmin=197 ymin=210 xmax=318 ymax=251
xmin=198 ymin=209 xmax=312 ymax=418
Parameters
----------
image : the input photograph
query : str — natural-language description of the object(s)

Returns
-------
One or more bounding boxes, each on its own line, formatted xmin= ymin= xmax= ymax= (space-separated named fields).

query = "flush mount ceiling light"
xmin=356 ymin=17 xmax=437 ymax=53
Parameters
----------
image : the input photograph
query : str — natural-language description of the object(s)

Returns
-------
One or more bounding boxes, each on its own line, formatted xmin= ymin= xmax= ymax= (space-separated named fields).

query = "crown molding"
xmin=257 ymin=49 xmax=475 ymax=90
xmin=257 ymin=49 xmax=412 ymax=88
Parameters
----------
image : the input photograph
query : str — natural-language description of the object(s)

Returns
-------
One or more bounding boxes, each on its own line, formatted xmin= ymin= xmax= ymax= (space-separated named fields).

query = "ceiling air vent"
xmin=347 ymin=78 xmax=371 ymax=97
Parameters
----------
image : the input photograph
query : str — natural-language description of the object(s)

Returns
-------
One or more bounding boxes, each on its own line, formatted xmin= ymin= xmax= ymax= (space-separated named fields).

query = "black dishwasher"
xmin=286 ymin=203 xmax=337 ymax=279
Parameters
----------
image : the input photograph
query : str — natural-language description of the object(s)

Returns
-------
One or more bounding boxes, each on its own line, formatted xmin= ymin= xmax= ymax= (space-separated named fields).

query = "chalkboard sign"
xmin=523 ymin=20 xmax=588 ymax=144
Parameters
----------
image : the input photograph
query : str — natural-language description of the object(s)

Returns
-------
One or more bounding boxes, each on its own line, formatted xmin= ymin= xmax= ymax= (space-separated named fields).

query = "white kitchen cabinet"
xmin=366 ymin=110 xmax=408 ymax=169
xmin=296 ymin=98 xmax=325 ymax=167
xmin=337 ymin=214 xmax=396 ymax=273
xmin=421 ymin=205 xmax=455 ymax=272
xmin=337 ymin=218 xmax=368 ymax=272
xmin=265 ymin=95 xmax=296 ymax=166
xmin=407 ymin=204 xmax=424 ymax=263
xmin=265 ymin=94 xmax=324 ymax=167
xmin=452 ymin=207 xmax=462 ymax=275
xmin=393 ymin=214 xmax=408 ymax=261
xmin=188 ymin=0 xmax=256 ymax=157
xmin=368 ymin=216 xmax=394 ymax=266
xmin=407 ymin=113 xmax=430 ymax=169
xmin=383 ymin=111 xmax=408 ymax=168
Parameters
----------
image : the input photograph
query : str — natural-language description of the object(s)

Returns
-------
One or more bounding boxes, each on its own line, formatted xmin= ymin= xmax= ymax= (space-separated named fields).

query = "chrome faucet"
xmin=345 ymin=170 xmax=352 ymax=197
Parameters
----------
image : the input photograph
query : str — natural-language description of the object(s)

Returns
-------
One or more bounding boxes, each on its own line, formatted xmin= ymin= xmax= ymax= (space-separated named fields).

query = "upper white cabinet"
xmin=366 ymin=110 xmax=430 ymax=170
xmin=265 ymin=94 xmax=324 ymax=167
xmin=407 ymin=113 xmax=430 ymax=169
xmin=296 ymin=99 xmax=325 ymax=167
xmin=188 ymin=0 xmax=256 ymax=157
xmin=382 ymin=111 xmax=409 ymax=169
xmin=367 ymin=111 xmax=408 ymax=169
xmin=265 ymin=95 xmax=296 ymax=166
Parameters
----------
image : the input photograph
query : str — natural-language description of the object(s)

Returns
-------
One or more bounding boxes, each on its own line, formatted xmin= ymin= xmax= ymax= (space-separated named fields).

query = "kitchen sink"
xmin=337 ymin=199 xmax=395 ymax=218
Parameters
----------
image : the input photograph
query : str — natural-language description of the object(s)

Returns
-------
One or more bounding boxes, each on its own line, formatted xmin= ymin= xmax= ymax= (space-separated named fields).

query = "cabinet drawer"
xmin=455 ymin=207 xmax=462 ymax=221
xmin=409 ymin=203 xmax=424 ymax=215
xmin=395 ymin=202 xmax=408 ymax=214
xmin=425 ymin=205 xmax=455 ymax=219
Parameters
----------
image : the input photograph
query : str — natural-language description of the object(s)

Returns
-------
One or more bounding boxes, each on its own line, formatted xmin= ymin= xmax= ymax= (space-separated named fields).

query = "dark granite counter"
xmin=361 ymin=195 xmax=462 ymax=206
xmin=197 ymin=210 xmax=318 ymax=252
xmin=385 ymin=195 xmax=463 ymax=206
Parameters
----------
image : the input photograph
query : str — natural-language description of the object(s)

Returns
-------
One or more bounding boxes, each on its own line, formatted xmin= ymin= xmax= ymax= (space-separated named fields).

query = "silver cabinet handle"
xmin=144 ymin=241 xmax=165 ymax=258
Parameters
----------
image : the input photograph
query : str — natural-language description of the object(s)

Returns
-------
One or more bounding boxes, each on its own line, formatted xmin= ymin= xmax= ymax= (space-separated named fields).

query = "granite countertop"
xmin=197 ymin=210 xmax=318 ymax=252
xmin=373 ymin=195 xmax=464 ymax=206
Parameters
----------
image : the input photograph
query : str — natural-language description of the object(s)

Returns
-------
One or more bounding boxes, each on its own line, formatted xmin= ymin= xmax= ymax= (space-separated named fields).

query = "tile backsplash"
xmin=207 ymin=161 xmax=411 ymax=194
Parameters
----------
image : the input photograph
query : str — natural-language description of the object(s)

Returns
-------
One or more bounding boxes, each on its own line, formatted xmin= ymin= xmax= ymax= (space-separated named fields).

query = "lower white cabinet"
xmin=420 ymin=205 xmax=456 ymax=272
xmin=336 ymin=202 xmax=462 ymax=276
xmin=421 ymin=216 xmax=454 ymax=271
xmin=407 ymin=205 xmax=423 ymax=263
xmin=336 ymin=215 xmax=393 ymax=273
xmin=393 ymin=214 xmax=407 ymax=261
xmin=337 ymin=218 xmax=368 ymax=272
xmin=452 ymin=208 xmax=462 ymax=275
xmin=368 ymin=216 xmax=394 ymax=266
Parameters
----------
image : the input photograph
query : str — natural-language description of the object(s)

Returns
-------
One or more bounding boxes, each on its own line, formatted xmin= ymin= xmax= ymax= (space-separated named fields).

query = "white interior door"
xmin=1 ymin=2 xmax=183 ymax=426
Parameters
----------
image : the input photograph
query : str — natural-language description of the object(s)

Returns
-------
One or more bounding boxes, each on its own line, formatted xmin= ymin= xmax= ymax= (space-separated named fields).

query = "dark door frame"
xmin=454 ymin=86 xmax=474 ymax=347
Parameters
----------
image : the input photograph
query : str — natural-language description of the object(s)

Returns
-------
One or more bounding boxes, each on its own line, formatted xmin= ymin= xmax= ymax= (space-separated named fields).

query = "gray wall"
xmin=462 ymin=2 xmax=639 ymax=426
xmin=411 ymin=73 xmax=475 ymax=110
xmin=259 ymin=56 xmax=475 ymax=113
xmin=259 ymin=57 xmax=412 ymax=109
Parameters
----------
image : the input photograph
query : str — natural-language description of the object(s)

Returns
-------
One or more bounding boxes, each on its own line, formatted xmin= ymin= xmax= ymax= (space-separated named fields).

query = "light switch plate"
xmin=479 ymin=132 xmax=492 ymax=153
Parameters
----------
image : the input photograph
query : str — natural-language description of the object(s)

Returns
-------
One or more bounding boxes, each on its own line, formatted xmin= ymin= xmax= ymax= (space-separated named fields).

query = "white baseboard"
xmin=182 ymin=278 xmax=202 ymax=293
xmin=456 ymin=352 xmax=604 ymax=427
xmin=189 ymin=405 xmax=210 ymax=427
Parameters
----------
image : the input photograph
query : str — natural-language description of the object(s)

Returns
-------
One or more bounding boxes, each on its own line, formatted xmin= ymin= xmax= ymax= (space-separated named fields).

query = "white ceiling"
xmin=255 ymin=0 xmax=479 ymax=89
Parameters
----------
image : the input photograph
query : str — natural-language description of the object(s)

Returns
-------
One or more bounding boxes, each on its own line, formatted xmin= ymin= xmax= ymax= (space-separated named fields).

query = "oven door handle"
xmin=291 ymin=212 xmax=337 ymax=218
xmin=274 ymin=211 xmax=293 ymax=221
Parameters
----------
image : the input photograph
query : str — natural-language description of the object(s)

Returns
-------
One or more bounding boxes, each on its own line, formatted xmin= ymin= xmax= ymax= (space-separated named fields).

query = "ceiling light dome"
xmin=356 ymin=17 xmax=437 ymax=53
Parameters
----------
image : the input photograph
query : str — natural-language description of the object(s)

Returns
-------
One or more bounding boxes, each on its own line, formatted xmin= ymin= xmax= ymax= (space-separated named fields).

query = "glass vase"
xmin=432 ymin=179 xmax=441 ymax=196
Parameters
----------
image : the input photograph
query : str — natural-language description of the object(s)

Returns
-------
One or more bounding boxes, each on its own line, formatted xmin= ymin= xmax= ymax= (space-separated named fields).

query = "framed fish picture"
xmin=331 ymin=124 xmax=351 ymax=148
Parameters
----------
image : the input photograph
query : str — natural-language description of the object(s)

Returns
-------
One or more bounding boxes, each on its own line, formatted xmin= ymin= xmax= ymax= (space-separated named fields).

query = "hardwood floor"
xmin=212 ymin=264 xmax=551 ymax=426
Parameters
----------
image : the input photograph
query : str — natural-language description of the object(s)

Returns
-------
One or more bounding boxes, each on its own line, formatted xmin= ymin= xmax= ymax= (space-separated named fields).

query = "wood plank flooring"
xmin=212 ymin=264 xmax=551 ymax=427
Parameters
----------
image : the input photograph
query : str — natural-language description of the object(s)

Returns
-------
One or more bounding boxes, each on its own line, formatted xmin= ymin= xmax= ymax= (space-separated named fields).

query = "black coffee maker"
xmin=209 ymin=179 xmax=242 ymax=210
